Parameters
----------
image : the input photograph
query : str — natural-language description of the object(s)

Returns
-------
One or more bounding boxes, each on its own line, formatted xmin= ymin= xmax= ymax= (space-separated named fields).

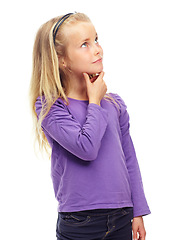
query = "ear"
xmin=62 ymin=61 xmax=66 ymax=68
xmin=58 ymin=56 xmax=67 ymax=69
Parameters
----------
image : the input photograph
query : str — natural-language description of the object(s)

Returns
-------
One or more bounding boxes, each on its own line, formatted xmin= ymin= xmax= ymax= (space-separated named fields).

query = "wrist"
xmin=89 ymin=99 xmax=100 ymax=106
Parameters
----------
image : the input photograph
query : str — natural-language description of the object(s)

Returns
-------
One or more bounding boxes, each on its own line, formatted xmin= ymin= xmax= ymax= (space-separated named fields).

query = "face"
xmin=62 ymin=21 xmax=103 ymax=77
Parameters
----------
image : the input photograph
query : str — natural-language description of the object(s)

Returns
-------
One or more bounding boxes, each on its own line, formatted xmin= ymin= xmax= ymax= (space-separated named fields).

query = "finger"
xmin=83 ymin=73 xmax=91 ymax=86
xmin=132 ymin=230 xmax=138 ymax=240
xmin=139 ymin=229 xmax=146 ymax=240
xmin=97 ymin=71 xmax=105 ymax=80
xmin=139 ymin=236 xmax=145 ymax=240
xmin=132 ymin=225 xmax=138 ymax=240
xmin=83 ymin=72 xmax=89 ymax=81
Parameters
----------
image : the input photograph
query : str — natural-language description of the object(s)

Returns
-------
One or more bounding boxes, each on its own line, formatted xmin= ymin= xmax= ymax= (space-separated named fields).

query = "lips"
xmin=92 ymin=58 xmax=102 ymax=64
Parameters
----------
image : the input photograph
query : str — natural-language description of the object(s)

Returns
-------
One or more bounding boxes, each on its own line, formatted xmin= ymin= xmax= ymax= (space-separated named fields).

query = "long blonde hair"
xmin=29 ymin=13 xmax=118 ymax=155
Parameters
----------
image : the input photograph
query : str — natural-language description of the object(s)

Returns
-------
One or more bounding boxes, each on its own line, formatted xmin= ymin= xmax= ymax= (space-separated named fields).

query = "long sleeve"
xmin=114 ymin=94 xmax=151 ymax=217
xmin=35 ymin=98 xmax=108 ymax=161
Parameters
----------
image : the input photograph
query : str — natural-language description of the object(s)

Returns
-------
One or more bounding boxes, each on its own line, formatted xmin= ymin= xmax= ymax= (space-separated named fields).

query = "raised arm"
xmin=35 ymin=98 xmax=108 ymax=161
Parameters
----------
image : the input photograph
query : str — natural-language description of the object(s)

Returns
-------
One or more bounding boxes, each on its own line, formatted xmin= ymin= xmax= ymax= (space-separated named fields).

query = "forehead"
xmin=64 ymin=21 xmax=97 ymax=44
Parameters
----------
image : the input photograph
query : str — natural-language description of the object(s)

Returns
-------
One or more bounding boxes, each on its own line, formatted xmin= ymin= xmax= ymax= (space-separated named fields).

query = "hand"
xmin=132 ymin=216 xmax=146 ymax=240
xmin=83 ymin=71 xmax=107 ymax=106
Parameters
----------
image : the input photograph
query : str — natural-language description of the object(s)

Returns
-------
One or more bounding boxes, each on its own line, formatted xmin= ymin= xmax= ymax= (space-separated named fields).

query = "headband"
xmin=53 ymin=13 xmax=74 ymax=44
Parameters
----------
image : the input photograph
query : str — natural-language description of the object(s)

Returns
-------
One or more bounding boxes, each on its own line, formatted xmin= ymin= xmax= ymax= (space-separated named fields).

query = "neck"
xmin=67 ymin=73 xmax=88 ymax=100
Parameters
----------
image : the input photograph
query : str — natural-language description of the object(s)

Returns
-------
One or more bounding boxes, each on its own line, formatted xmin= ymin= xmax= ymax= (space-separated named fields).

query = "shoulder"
xmin=109 ymin=93 xmax=126 ymax=106
xmin=35 ymin=96 xmax=68 ymax=117
xmin=106 ymin=93 xmax=127 ymax=115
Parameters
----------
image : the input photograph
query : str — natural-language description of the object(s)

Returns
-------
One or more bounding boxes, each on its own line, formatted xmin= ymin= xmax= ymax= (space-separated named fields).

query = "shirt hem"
xmin=133 ymin=208 xmax=151 ymax=218
xmin=58 ymin=202 xmax=134 ymax=213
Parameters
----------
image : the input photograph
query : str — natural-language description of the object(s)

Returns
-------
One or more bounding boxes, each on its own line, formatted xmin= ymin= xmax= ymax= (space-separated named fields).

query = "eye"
xmin=95 ymin=36 xmax=99 ymax=44
xmin=81 ymin=42 xmax=88 ymax=48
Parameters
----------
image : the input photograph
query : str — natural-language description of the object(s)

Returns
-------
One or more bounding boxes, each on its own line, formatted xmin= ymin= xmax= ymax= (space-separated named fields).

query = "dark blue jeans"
xmin=56 ymin=207 xmax=133 ymax=240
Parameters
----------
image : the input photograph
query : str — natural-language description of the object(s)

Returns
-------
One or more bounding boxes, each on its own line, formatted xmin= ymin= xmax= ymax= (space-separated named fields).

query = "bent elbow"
xmin=75 ymin=137 xmax=101 ymax=161
xmin=77 ymin=146 xmax=99 ymax=161
xmin=80 ymin=150 xmax=98 ymax=161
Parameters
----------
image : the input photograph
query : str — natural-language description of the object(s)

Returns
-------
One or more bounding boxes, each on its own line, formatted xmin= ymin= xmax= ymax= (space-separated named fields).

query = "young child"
xmin=30 ymin=12 xmax=150 ymax=240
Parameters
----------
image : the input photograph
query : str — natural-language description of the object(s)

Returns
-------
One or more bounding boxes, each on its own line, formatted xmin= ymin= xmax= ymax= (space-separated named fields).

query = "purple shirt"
xmin=35 ymin=94 xmax=150 ymax=217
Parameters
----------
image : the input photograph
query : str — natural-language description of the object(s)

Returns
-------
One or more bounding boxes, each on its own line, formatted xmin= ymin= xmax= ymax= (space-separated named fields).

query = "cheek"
xmin=70 ymin=51 xmax=87 ymax=64
xmin=100 ymin=46 xmax=104 ymax=56
xmin=67 ymin=55 xmax=89 ymax=73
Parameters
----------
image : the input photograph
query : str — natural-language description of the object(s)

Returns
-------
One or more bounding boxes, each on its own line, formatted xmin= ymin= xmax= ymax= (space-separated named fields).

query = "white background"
xmin=0 ymin=0 xmax=182 ymax=239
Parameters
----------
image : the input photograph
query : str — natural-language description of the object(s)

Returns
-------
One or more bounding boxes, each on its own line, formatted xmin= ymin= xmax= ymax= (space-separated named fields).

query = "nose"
xmin=94 ymin=44 xmax=102 ymax=56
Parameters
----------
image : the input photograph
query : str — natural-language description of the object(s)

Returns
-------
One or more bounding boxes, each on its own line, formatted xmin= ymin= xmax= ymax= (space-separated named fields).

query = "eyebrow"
xmin=81 ymin=33 xmax=98 ymax=43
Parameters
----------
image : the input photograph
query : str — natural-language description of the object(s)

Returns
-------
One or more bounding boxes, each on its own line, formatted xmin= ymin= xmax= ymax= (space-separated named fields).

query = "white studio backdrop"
xmin=0 ymin=0 xmax=182 ymax=239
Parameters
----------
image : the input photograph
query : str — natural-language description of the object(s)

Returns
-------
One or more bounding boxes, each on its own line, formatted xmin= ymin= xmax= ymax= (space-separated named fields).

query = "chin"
xmin=85 ymin=65 xmax=104 ymax=76
xmin=91 ymin=67 xmax=104 ymax=74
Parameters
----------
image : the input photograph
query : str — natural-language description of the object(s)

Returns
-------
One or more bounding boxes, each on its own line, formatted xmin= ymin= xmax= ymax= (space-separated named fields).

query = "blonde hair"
xmin=29 ymin=13 xmax=118 ymax=156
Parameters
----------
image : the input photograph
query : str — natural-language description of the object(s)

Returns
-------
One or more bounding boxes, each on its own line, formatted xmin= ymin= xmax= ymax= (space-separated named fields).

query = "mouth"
xmin=92 ymin=58 xmax=102 ymax=64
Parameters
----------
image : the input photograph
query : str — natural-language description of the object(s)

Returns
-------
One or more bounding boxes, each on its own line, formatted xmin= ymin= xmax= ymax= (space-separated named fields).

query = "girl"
xmin=30 ymin=12 xmax=150 ymax=240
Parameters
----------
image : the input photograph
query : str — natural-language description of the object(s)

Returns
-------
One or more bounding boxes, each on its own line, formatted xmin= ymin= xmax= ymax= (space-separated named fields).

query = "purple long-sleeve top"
xmin=35 ymin=93 xmax=150 ymax=217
